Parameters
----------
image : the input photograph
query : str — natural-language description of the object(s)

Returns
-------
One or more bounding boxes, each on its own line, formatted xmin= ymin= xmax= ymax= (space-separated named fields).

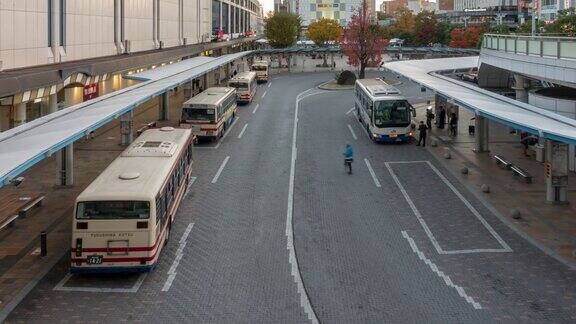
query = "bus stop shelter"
xmin=0 ymin=51 xmax=252 ymax=188
xmin=386 ymin=56 xmax=576 ymax=203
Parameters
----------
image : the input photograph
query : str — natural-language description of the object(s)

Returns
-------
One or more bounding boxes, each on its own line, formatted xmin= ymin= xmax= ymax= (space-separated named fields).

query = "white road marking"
xmin=162 ymin=223 xmax=195 ymax=292
xmin=211 ymin=156 xmax=230 ymax=184
xmin=347 ymin=124 xmax=357 ymax=140
xmin=262 ymin=90 xmax=267 ymax=98
xmin=345 ymin=107 xmax=355 ymax=115
xmin=238 ymin=123 xmax=248 ymax=139
xmin=184 ymin=176 xmax=197 ymax=198
xmin=267 ymin=82 xmax=272 ymax=88
xmin=214 ymin=117 xmax=239 ymax=149
xmin=252 ymin=103 xmax=260 ymax=114
xmin=401 ymin=231 xmax=482 ymax=310
xmin=286 ymin=88 xmax=323 ymax=324
xmin=364 ymin=158 xmax=381 ymax=188
xmin=54 ymin=273 xmax=147 ymax=293
xmin=424 ymin=161 xmax=512 ymax=253
xmin=385 ymin=161 xmax=512 ymax=254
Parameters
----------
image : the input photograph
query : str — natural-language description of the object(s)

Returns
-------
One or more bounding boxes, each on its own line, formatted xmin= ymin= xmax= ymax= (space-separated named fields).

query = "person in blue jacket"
xmin=343 ymin=144 xmax=354 ymax=174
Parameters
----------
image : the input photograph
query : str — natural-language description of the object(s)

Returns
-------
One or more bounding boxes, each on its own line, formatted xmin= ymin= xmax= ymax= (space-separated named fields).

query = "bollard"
xmin=481 ymin=184 xmax=490 ymax=193
xmin=443 ymin=147 xmax=451 ymax=159
xmin=40 ymin=231 xmax=47 ymax=257
xmin=511 ymin=209 xmax=521 ymax=220
xmin=461 ymin=167 xmax=469 ymax=175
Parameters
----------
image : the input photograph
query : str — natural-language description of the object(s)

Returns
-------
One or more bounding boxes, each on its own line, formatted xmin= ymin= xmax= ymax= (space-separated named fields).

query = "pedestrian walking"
xmin=342 ymin=143 xmax=354 ymax=174
xmin=416 ymin=121 xmax=427 ymax=147
xmin=449 ymin=112 xmax=458 ymax=136
xmin=437 ymin=106 xmax=446 ymax=129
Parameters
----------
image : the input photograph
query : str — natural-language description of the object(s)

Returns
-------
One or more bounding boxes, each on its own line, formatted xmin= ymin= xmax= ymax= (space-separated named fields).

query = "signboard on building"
xmin=83 ymin=83 xmax=99 ymax=101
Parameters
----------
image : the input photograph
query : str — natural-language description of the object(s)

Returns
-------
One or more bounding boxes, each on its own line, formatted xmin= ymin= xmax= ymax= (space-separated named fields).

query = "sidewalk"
xmin=0 ymin=90 xmax=185 ymax=317
xmin=414 ymin=105 xmax=576 ymax=268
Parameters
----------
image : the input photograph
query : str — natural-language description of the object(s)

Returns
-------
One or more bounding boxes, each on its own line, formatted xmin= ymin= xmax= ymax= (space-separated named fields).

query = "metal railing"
xmin=482 ymin=34 xmax=576 ymax=60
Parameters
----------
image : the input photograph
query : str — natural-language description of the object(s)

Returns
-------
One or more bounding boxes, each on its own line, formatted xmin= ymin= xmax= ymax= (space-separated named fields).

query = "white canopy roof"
xmin=386 ymin=57 xmax=576 ymax=145
xmin=0 ymin=51 xmax=252 ymax=187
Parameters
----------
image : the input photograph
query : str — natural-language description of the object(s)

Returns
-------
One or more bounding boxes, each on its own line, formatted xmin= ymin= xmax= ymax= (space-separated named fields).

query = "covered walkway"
xmin=0 ymin=51 xmax=252 ymax=187
xmin=386 ymin=57 xmax=576 ymax=203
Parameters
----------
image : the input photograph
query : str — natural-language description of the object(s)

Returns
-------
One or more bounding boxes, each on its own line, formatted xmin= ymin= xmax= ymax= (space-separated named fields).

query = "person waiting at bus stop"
xmin=416 ymin=121 xmax=427 ymax=147
xmin=449 ymin=112 xmax=458 ymax=136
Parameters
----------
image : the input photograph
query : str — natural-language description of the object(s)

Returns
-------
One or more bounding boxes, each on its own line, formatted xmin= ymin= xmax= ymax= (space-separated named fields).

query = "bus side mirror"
xmin=412 ymin=107 xmax=416 ymax=117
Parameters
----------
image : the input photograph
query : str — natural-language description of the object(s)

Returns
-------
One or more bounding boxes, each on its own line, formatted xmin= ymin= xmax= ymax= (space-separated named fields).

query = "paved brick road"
xmin=6 ymin=71 xmax=576 ymax=323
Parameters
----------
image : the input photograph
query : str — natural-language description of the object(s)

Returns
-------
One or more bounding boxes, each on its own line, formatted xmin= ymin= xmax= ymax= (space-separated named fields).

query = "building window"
xmin=222 ymin=3 xmax=229 ymax=34
xmin=212 ymin=0 xmax=221 ymax=33
xmin=59 ymin=0 xmax=66 ymax=46
xmin=48 ymin=0 xmax=53 ymax=46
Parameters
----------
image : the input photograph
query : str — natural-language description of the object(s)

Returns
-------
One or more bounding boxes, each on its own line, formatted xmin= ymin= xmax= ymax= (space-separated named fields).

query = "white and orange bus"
xmin=228 ymin=71 xmax=257 ymax=104
xmin=71 ymin=127 xmax=194 ymax=273
xmin=251 ymin=60 xmax=269 ymax=83
xmin=180 ymin=87 xmax=237 ymax=140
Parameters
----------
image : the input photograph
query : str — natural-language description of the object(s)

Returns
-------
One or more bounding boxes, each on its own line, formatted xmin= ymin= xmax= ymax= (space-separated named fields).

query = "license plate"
xmin=389 ymin=131 xmax=397 ymax=138
xmin=86 ymin=255 xmax=103 ymax=265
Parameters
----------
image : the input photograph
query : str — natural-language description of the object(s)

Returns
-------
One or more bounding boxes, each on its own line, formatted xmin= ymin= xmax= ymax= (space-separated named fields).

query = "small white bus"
xmin=251 ymin=60 xmax=269 ymax=83
xmin=180 ymin=87 xmax=237 ymax=140
xmin=355 ymin=78 xmax=415 ymax=143
xmin=71 ymin=127 xmax=194 ymax=273
xmin=228 ymin=71 xmax=257 ymax=103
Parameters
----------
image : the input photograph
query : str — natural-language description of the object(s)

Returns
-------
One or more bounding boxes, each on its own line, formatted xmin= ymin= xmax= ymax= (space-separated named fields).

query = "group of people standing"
xmin=416 ymin=105 xmax=458 ymax=147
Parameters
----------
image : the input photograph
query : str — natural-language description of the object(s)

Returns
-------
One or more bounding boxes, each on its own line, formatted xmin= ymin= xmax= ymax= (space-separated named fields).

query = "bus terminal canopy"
xmin=0 ymin=51 xmax=252 ymax=187
xmin=385 ymin=56 xmax=576 ymax=145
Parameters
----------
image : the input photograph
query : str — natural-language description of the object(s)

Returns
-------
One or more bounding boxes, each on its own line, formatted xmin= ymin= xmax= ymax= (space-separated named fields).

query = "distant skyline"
xmin=260 ymin=0 xmax=438 ymax=16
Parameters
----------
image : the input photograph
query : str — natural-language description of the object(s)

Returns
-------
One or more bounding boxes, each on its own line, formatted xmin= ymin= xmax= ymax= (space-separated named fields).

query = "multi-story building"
xmin=437 ymin=0 xmax=455 ymax=12
xmin=366 ymin=0 xmax=377 ymax=18
xmin=384 ymin=0 xmax=409 ymax=16
xmin=297 ymin=0 xmax=366 ymax=26
xmin=454 ymin=0 xmax=517 ymax=11
xmin=407 ymin=0 xmax=438 ymax=13
xmin=0 ymin=0 xmax=262 ymax=131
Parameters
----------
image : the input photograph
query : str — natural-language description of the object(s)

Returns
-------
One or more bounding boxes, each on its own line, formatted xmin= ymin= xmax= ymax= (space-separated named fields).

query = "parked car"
xmin=459 ymin=72 xmax=478 ymax=83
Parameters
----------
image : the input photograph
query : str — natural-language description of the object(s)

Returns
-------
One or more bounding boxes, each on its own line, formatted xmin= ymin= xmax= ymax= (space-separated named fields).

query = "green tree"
xmin=436 ymin=22 xmax=453 ymax=46
xmin=306 ymin=18 xmax=341 ymax=46
xmin=264 ymin=12 xmax=301 ymax=48
xmin=388 ymin=7 xmax=415 ymax=44
xmin=546 ymin=8 xmax=576 ymax=35
xmin=517 ymin=19 xmax=546 ymax=34
xmin=306 ymin=18 xmax=342 ymax=66
xmin=489 ymin=24 xmax=510 ymax=35
xmin=413 ymin=10 xmax=439 ymax=46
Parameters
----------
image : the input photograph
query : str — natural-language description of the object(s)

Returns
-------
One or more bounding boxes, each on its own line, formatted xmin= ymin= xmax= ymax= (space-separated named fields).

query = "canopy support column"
xmin=473 ymin=114 xmax=489 ymax=153
xmin=57 ymin=144 xmax=74 ymax=186
xmin=14 ymin=102 xmax=26 ymax=127
xmin=545 ymin=140 xmax=569 ymax=204
xmin=48 ymin=94 xmax=58 ymax=114
xmin=160 ymin=92 xmax=169 ymax=121
xmin=120 ymin=110 xmax=134 ymax=145
xmin=513 ymin=74 xmax=528 ymax=103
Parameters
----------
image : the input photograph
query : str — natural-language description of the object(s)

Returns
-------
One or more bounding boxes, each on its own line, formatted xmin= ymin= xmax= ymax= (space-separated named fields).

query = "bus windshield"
xmin=229 ymin=82 xmax=249 ymax=91
xmin=373 ymin=100 xmax=411 ymax=127
xmin=182 ymin=107 xmax=216 ymax=122
xmin=252 ymin=65 xmax=267 ymax=71
xmin=76 ymin=201 xmax=150 ymax=220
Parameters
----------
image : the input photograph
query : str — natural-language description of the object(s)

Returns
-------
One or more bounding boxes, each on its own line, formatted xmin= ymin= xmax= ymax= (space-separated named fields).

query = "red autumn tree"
xmin=340 ymin=0 xmax=388 ymax=79
xmin=449 ymin=26 xmax=482 ymax=48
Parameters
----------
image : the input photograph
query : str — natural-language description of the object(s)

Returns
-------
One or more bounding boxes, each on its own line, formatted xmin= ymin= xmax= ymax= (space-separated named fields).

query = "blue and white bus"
xmin=355 ymin=78 xmax=415 ymax=143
